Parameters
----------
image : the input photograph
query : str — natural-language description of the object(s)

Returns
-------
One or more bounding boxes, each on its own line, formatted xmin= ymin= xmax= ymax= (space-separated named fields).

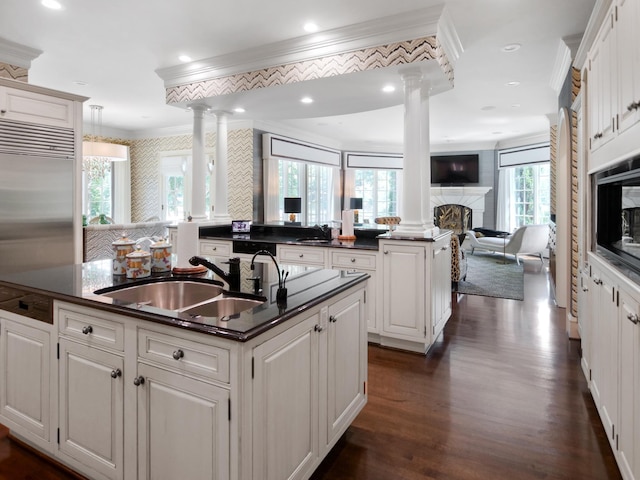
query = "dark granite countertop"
xmin=198 ymin=223 xmax=382 ymax=250
xmin=0 ymin=259 xmax=368 ymax=342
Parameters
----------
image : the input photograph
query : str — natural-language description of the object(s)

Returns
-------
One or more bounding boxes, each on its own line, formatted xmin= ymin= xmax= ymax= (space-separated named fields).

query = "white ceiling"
xmin=1 ymin=0 xmax=596 ymax=151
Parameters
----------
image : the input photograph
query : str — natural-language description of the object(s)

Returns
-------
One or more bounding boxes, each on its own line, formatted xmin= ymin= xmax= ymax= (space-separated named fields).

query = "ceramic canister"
xmin=112 ymin=235 xmax=136 ymax=276
xmin=125 ymin=246 xmax=151 ymax=279
xmin=150 ymin=238 xmax=172 ymax=273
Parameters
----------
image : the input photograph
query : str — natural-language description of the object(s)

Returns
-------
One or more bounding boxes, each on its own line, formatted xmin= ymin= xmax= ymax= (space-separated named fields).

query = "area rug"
xmin=456 ymin=252 xmax=524 ymax=301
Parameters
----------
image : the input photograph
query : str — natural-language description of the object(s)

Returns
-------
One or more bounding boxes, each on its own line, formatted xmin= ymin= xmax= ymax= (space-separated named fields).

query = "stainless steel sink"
xmin=96 ymin=280 xmax=224 ymax=310
xmin=181 ymin=296 xmax=265 ymax=318
xmin=296 ymin=237 xmax=330 ymax=244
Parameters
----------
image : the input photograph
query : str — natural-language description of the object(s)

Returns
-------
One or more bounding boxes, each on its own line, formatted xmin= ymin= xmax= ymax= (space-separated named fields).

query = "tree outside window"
xmin=83 ymin=157 xmax=112 ymax=219
xmin=353 ymin=169 xmax=399 ymax=223
xmin=513 ymin=163 xmax=550 ymax=227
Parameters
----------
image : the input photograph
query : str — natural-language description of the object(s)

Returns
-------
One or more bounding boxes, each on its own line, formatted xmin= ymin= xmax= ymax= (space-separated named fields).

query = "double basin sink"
xmin=95 ymin=278 xmax=266 ymax=319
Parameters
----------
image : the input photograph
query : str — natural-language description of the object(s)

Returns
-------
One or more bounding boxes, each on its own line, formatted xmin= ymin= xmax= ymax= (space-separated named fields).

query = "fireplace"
xmin=434 ymin=204 xmax=472 ymax=236
xmin=430 ymin=186 xmax=492 ymax=229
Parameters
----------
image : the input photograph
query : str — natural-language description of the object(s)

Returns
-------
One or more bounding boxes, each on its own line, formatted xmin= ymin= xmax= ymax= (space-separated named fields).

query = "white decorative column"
xmin=420 ymin=79 xmax=438 ymax=236
xmin=191 ymin=105 xmax=208 ymax=221
xmin=212 ymin=111 xmax=232 ymax=224
xmin=393 ymin=71 xmax=438 ymax=237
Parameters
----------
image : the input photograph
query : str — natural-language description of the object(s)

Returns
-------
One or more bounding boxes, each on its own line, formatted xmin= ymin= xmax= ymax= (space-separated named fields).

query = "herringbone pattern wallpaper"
xmin=167 ymin=36 xmax=452 ymax=103
xmin=126 ymin=130 xmax=253 ymax=222
xmin=0 ymin=63 xmax=28 ymax=82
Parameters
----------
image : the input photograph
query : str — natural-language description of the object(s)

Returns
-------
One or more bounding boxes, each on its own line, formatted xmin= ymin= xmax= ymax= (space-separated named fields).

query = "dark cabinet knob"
xmin=133 ymin=376 xmax=145 ymax=386
xmin=314 ymin=324 xmax=323 ymax=332
xmin=329 ymin=315 xmax=337 ymax=323
xmin=172 ymin=349 xmax=184 ymax=360
xmin=82 ymin=325 xmax=93 ymax=335
xmin=111 ymin=369 xmax=122 ymax=378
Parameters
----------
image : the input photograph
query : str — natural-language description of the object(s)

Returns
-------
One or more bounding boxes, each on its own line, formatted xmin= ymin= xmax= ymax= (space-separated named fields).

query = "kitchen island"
xmin=0 ymin=258 xmax=368 ymax=480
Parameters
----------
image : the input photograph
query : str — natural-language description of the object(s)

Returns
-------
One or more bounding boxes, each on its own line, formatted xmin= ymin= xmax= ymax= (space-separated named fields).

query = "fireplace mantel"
xmin=430 ymin=186 xmax=492 ymax=229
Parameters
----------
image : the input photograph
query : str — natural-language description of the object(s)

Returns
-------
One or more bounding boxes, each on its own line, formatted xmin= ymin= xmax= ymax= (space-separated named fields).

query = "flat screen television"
xmin=431 ymin=154 xmax=479 ymax=185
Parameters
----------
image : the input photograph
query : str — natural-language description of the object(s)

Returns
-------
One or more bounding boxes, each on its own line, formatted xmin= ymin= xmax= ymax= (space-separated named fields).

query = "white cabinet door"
xmin=0 ymin=316 xmax=51 ymax=446
xmin=590 ymin=267 xmax=618 ymax=448
xmin=380 ymin=242 xmax=425 ymax=341
xmin=324 ymin=291 xmax=366 ymax=450
xmin=589 ymin=7 xmax=617 ymax=151
xmin=58 ymin=338 xmax=124 ymax=480
xmin=252 ymin=313 xmax=320 ymax=480
xmin=617 ymin=0 xmax=640 ymax=134
xmin=618 ymin=287 xmax=640 ymax=480
xmin=431 ymin=237 xmax=452 ymax=341
xmin=136 ymin=362 xmax=230 ymax=480
xmin=0 ymin=86 xmax=75 ymax=128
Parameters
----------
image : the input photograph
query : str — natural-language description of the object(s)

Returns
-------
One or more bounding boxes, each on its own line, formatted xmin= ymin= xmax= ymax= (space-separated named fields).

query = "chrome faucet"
xmin=189 ymin=256 xmax=241 ymax=291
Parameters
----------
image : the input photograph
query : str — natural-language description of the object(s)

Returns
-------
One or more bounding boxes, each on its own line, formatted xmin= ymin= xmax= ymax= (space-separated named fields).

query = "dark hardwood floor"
xmin=312 ymin=259 xmax=622 ymax=480
xmin=0 ymin=259 xmax=622 ymax=479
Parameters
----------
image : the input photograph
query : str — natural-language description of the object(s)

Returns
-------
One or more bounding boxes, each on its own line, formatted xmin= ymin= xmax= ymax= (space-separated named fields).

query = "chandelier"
xmin=82 ymin=105 xmax=127 ymax=162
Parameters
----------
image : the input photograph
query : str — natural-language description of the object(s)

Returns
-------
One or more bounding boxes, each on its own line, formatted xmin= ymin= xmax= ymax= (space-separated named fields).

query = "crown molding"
xmin=0 ymin=37 xmax=42 ymax=68
xmin=549 ymin=40 xmax=572 ymax=94
xmin=437 ymin=8 xmax=464 ymax=66
xmin=156 ymin=5 xmax=445 ymax=88
xmin=496 ymin=131 xmax=550 ymax=151
xmin=574 ymin=0 xmax=613 ymax=69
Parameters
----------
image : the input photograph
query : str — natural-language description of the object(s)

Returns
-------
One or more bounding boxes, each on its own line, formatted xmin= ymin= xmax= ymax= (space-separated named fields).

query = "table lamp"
xmin=350 ymin=197 xmax=363 ymax=224
xmin=284 ymin=197 xmax=302 ymax=224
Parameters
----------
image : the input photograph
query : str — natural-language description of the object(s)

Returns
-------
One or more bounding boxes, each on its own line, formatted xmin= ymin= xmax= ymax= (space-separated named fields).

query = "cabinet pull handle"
xmin=383 ymin=250 xmax=389 ymax=254
xmin=133 ymin=376 xmax=145 ymax=386
xmin=329 ymin=315 xmax=336 ymax=323
xmin=212 ymin=246 xmax=217 ymax=251
xmin=299 ymin=254 xmax=304 ymax=258
xmin=172 ymin=349 xmax=184 ymax=360
xmin=351 ymin=258 xmax=356 ymax=263
xmin=627 ymin=313 xmax=640 ymax=325
xmin=0 ymin=110 xmax=6 ymax=114
xmin=314 ymin=324 xmax=323 ymax=332
xmin=441 ymin=245 xmax=448 ymax=251
xmin=82 ymin=325 xmax=93 ymax=335
xmin=111 ymin=369 xmax=122 ymax=378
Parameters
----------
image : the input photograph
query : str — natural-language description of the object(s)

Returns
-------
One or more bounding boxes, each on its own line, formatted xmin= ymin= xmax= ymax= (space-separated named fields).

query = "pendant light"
xmin=83 ymin=105 xmax=127 ymax=161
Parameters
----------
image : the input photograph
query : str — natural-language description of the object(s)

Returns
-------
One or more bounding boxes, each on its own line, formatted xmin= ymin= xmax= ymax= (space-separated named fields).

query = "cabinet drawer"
xmin=278 ymin=246 xmax=327 ymax=266
xmin=138 ymin=328 xmax=230 ymax=383
xmin=57 ymin=304 xmax=125 ymax=352
xmin=200 ymin=240 xmax=232 ymax=257
xmin=331 ymin=250 xmax=376 ymax=270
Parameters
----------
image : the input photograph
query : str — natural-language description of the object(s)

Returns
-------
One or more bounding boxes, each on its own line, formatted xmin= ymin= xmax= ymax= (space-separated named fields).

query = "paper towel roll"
xmin=341 ymin=210 xmax=354 ymax=237
xmin=176 ymin=221 xmax=199 ymax=268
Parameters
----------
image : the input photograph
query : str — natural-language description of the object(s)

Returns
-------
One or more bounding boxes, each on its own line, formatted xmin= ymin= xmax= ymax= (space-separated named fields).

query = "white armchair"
xmin=463 ymin=224 xmax=549 ymax=265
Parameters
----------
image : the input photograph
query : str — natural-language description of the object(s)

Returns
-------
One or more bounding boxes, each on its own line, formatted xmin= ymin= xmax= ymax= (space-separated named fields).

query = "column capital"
xmin=189 ymin=104 xmax=209 ymax=117
xmin=401 ymin=69 xmax=423 ymax=86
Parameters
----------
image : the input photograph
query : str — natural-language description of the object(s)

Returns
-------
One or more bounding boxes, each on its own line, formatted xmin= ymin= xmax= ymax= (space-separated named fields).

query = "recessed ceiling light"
xmin=505 ymin=81 xmax=520 ymax=87
xmin=178 ymin=55 xmax=192 ymax=63
xmin=233 ymin=107 xmax=245 ymax=113
xmin=501 ymin=43 xmax=521 ymax=53
xmin=41 ymin=0 xmax=62 ymax=9
xmin=481 ymin=105 xmax=496 ymax=111
xmin=492 ymin=131 xmax=503 ymax=135
xmin=300 ymin=96 xmax=314 ymax=104
xmin=73 ymin=81 xmax=88 ymax=86
xmin=382 ymin=85 xmax=396 ymax=93
xmin=304 ymin=22 xmax=319 ymax=33
xmin=511 ymin=103 xmax=521 ymax=108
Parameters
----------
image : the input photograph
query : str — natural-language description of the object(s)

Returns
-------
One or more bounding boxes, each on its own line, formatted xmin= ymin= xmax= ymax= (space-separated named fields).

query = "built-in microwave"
xmin=594 ymin=155 xmax=640 ymax=275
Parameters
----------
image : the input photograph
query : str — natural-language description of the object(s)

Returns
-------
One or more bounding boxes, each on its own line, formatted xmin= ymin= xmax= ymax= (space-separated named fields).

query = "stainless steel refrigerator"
xmin=0 ymin=119 xmax=75 ymax=274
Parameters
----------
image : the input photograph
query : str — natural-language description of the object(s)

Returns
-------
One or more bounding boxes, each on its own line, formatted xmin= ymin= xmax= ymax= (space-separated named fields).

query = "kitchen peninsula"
xmin=0 ymin=258 xmax=368 ymax=480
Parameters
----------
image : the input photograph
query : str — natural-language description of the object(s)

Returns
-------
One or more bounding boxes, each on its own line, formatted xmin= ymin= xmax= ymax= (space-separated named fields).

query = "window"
xmin=83 ymin=157 xmax=113 ymax=220
xmin=276 ymin=159 xmax=338 ymax=224
xmin=352 ymin=169 xmax=400 ymax=223
xmin=159 ymin=152 xmax=214 ymax=222
xmin=497 ymin=162 xmax=550 ymax=231
xmin=513 ymin=163 xmax=550 ymax=226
